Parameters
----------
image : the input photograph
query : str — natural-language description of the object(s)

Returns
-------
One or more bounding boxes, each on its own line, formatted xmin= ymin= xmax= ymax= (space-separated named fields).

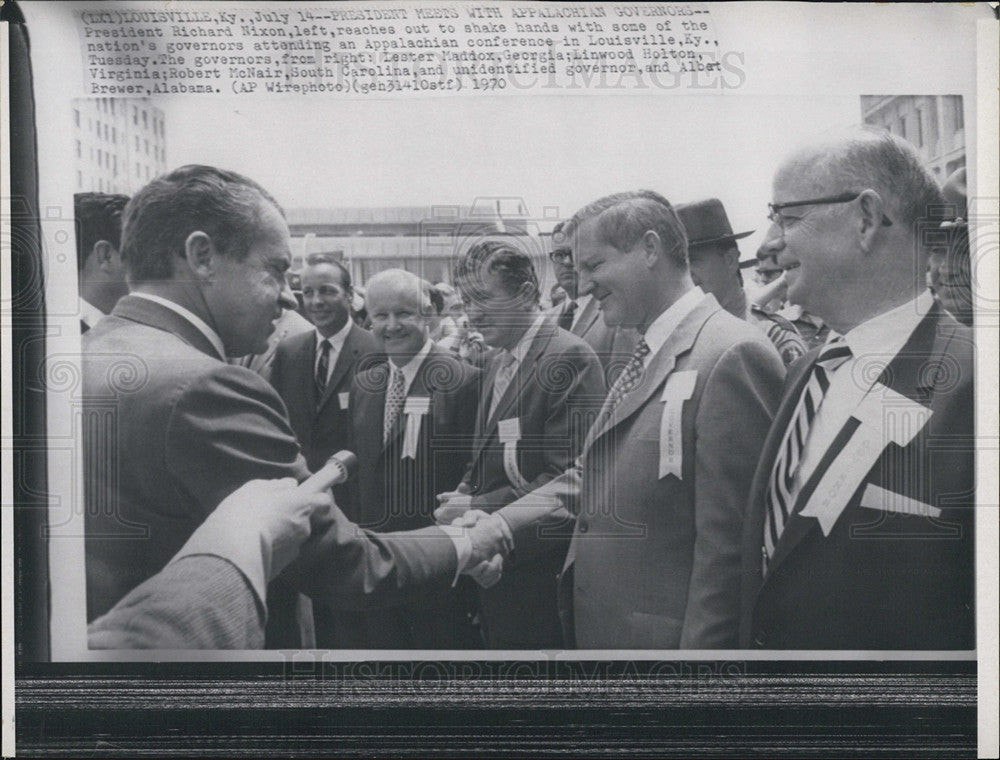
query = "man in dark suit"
xmin=436 ymin=239 xmax=606 ymax=648
xmin=347 ymin=269 xmax=482 ymax=648
xmin=740 ymin=127 xmax=975 ymax=649
xmin=547 ymin=220 xmax=639 ymax=381
xmin=74 ymin=192 xmax=130 ymax=332
xmin=269 ymin=254 xmax=382 ymax=646
xmin=490 ymin=191 xmax=784 ymax=648
xmin=82 ymin=165 xmax=513 ymax=647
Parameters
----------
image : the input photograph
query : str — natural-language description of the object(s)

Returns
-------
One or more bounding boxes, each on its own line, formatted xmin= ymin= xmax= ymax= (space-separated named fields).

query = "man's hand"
xmin=213 ymin=477 xmax=334 ymax=580
xmin=435 ymin=483 xmax=474 ymax=524
xmin=454 ymin=509 xmax=513 ymax=568
xmin=466 ymin=554 xmax=504 ymax=589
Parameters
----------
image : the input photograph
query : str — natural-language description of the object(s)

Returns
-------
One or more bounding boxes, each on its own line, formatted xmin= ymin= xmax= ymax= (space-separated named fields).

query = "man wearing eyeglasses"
xmin=739 ymin=127 xmax=975 ymax=650
xmin=547 ymin=221 xmax=639 ymax=380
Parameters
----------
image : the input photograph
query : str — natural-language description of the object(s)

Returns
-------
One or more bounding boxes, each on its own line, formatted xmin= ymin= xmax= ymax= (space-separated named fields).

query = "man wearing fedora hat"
xmin=677 ymin=198 xmax=807 ymax=366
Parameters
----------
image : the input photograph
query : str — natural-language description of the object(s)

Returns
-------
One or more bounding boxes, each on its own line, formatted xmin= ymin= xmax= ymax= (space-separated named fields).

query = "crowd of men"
xmin=78 ymin=125 xmax=975 ymax=651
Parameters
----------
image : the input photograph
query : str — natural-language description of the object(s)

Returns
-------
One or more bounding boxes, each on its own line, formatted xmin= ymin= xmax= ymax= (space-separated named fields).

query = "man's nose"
xmin=278 ymin=283 xmax=298 ymax=311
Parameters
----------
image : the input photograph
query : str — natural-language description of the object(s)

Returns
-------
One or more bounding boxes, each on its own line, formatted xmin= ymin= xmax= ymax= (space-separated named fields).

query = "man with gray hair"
xmin=740 ymin=128 xmax=975 ymax=649
xmin=487 ymin=190 xmax=785 ymax=648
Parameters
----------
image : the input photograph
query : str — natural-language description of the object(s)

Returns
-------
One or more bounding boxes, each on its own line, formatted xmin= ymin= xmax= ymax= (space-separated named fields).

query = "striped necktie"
xmin=763 ymin=338 xmax=853 ymax=565
xmin=315 ymin=339 xmax=331 ymax=397
xmin=489 ymin=350 xmax=518 ymax=419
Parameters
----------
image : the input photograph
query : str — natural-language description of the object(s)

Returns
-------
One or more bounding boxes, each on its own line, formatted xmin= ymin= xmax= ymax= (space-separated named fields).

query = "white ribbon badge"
xmin=799 ymin=384 xmax=931 ymax=535
xmin=658 ymin=371 xmax=698 ymax=480
xmin=401 ymin=396 xmax=431 ymax=460
xmin=498 ymin=417 xmax=531 ymax=493
xmin=338 ymin=392 xmax=350 ymax=410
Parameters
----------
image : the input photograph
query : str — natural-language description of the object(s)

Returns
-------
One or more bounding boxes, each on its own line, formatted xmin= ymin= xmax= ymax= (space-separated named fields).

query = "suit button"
xmin=753 ymin=630 xmax=767 ymax=647
xmin=578 ymin=519 xmax=589 ymax=534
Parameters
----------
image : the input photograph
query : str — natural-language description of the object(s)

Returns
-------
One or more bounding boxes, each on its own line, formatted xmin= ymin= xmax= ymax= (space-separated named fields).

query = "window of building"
xmin=144 ymin=139 xmax=149 ymax=155
xmin=109 ymin=100 xmax=115 ymax=116
xmin=75 ymin=140 xmax=81 ymax=158
xmin=952 ymin=96 xmax=964 ymax=130
xmin=77 ymin=170 xmax=82 ymax=188
xmin=136 ymin=162 xmax=141 ymax=177
xmin=133 ymin=107 xmax=138 ymax=125
xmin=897 ymin=116 xmax=906 ymax=140
xmin=73 ymin=109 xmax=80 ymax=127
xmin=915 ymin=109 xmax=924 ymax=146
xmin=112 ymin=127 xmax=117 ymax=144
xmin=142 ymin=110 xmax=148 ymax=128
xmin=113 ymin=156 xmax=118 ymax=176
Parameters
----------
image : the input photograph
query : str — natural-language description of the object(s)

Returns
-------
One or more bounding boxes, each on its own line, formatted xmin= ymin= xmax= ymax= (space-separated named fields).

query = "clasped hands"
xmin=435 ymin=486 xmax=508 ymax=589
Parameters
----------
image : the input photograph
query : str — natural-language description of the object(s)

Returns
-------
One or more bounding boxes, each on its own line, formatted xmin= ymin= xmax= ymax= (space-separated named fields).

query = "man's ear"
xmin=184 ymin=231 xmax=216 ymax=281
xmin=856 ymin=189 xmax=887 ymax=253
xmin=92 ymin=240 xmax=116 ymax=270
xmin=724 ymin=247 xmax=740 ymax=273
xmin=641 ymin=230 xmax=662 ymax=268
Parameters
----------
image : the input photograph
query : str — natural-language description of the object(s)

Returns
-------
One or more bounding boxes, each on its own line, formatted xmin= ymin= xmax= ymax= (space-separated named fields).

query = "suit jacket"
xmin=549 ymin=296 xmax=639 ymax=382
xmin=270 ymin=322 xmax=382 ymax=531
xmin=500 ymin=295 xmax=785 ymax=649
xmin=88 ymin=555 xmax=265 ymax=650
xmin=347 ymin=346 xmax=482 ymax=648
xmin=351 ymin=345 xmax=481 ymax=531
xmin=83 ymin=296 xmax=459 ymax=642
xmin=739 ymin=303 xmax=975 ymax=649
xmin=462 ymin=315 xmax=606 ymax=647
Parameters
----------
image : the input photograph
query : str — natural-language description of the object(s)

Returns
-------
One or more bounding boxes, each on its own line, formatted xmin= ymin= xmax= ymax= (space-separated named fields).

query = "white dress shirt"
xmin=79 ymin=297 xmax=107 ymax=330
xmin=789 ymin=289 xmax=934 ymax=503
xmin=388 ymin=339 xmax=434 ymax=396
xmin=640 ymin=286 xmax=707 ymax=369
xmin=130 ymin=292 xmax=226 ymax=360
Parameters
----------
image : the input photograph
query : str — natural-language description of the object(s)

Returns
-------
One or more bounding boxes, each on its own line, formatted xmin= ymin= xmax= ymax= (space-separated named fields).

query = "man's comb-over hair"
xmin=120 ymin=164 xmax=284 ymax=283
xmin=565 ymin=190 xmax=689 ymax=267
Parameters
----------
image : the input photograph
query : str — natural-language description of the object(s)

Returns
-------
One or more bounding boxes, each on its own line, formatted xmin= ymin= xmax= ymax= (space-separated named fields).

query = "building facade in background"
xmin=861 ymin=95 xmax=965 ymax=181
xmin=72 ymin=98 xmax=167 ymax=195
xmin=286 ymin=199 xmax=559 ymax=290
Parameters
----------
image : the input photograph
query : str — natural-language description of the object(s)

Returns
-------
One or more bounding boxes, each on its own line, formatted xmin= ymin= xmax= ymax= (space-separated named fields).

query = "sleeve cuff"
xmin=436 ymin=524 xmax=473 ymax=586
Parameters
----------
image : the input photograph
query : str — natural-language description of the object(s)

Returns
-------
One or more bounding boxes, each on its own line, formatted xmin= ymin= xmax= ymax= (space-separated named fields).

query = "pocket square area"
xmin=859 ymin=483 xmax=942 ymax=518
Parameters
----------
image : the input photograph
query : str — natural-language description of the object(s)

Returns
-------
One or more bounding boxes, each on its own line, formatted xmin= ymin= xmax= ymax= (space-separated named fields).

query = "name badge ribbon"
xmin=498 ymin=417 xmax=531 ymax=494
xmin=401 ymin=396 xmax=431 ymax=460
xmin=338 ymin=392 xmax=350 ymax=410
xmin=658 ymin=371 xmax=698 ymax=480
xmin=799 ymin=384 xmax=931 ymax=535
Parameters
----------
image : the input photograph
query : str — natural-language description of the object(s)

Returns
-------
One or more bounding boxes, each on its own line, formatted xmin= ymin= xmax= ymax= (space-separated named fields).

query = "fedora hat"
xmin=675 ymin=198 xmax=755 ymax=253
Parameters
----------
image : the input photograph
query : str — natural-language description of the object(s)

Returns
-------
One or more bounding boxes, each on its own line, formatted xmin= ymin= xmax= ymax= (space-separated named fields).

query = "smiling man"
xmin=347 ymin=269 xmax=482 ymax=648
xmin=438 ymin=239 xmax=606 ymax=648
xmin=740 ymin=128 xmax=975 ymax=649
xmin=489 ymin=191 xmax=785 ymax=649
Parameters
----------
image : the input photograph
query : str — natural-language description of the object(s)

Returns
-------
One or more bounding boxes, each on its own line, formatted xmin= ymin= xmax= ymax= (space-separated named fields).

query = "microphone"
xmin=299 ymin=450 xmax=358 ymax=494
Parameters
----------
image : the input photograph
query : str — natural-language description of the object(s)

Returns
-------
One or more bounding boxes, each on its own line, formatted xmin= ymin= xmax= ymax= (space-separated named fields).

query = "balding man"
xmin=740 ymin=128 xmax=975 ymax=649
xmin=347 ymin=270 xmax=482 ymax=648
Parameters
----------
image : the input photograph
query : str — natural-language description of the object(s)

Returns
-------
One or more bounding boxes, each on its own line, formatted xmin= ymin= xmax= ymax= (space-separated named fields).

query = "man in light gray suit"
xmin=483 ymin=191 xmax=785 ymax=648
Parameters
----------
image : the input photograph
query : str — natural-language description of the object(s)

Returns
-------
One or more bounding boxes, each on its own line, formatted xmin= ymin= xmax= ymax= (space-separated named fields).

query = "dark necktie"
xmin=558 ymin=300 xmax=577 ymax=331
xmin=763 ymin=338 xmax=853 ymax=564
xmin=383 ymin=364 xmax=406 ymax=445
xmin=315 ymin=339 xmax=331 ymax=397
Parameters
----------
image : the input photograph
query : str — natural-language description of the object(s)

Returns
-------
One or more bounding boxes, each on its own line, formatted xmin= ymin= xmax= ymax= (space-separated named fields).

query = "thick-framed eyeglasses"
xmin=767 ymin=191 xmax=893 ymax=229
xmin=549 ymin=247 xmax=573 ymax=265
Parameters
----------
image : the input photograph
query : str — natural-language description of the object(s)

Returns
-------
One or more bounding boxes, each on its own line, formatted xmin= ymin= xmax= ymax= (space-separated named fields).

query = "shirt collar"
xmin=315 ymin=319 xmax=353 ymax=354
xmin=79 ymin=298 xmax=107 ymax=329
xmin=130 ymin=292 xmax=226 ymax=359
xmin=641 ymin=286 xmax=707 ymax=362
xmin=389 ymin=339 xmax=434 ymax=396
xmin=840 ymin=289 xmax=934 ymax=363
xmin=507 ymin=310 xmax=547 ymax=366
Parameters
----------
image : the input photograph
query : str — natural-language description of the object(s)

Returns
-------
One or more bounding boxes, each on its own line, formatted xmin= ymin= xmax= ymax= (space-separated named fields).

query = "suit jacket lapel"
xmin=581 ymin=297 xmax=717 ymax=454
xmin=487 ymin=317 xmax=557 ymax=429
xmin=112 ymin=295 xmax=223 ymax=360
xmin=766 ymin=305 xmax=946 ymax=573
xmin=572 ymin=296 xmax=601 ymax=339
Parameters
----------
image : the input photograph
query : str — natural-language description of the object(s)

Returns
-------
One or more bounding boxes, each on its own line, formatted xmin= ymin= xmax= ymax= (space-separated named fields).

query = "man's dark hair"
xmin=453 ymin=238 xmax=540 ymax=305
xmin=74 ymin=192 xmax=130 ymax=272
xmin=120 ymin=164 xmax=283 ymax=283
xmin=304 ymin=252 xmax=352 ymax=290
